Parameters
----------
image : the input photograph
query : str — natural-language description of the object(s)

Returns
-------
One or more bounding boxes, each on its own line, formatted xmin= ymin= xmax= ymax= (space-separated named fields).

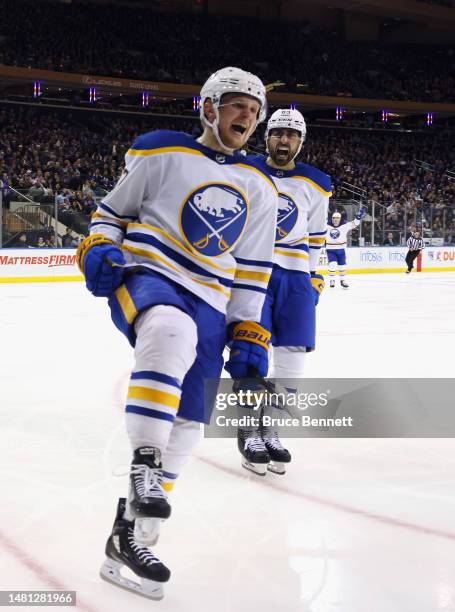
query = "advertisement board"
xmin=0 ymin=247 xmax=454 ymax=282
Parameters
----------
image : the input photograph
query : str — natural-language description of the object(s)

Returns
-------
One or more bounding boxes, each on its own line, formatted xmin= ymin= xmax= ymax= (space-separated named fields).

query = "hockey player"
xmin=326 ymin=208 xmax=365 ymax=289
xmin=236 ymin=108 xmax=331 ymax=476
xmin=76 ymin=67 xmax=277 ymax=599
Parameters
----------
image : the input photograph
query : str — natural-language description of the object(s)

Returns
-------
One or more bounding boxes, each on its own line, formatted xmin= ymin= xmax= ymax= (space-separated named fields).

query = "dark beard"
xmin=272 ymin=151 xmax=292 ymax=166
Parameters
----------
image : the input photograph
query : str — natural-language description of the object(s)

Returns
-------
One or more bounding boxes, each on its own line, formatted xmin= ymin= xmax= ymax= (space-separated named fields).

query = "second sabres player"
xmin=238 ymin=108 xmax=331 ymax=475
xmin=326 ymin=208 xmax=365 ymax=289
xmin=76 ymin=67 xmax=277 ymax=599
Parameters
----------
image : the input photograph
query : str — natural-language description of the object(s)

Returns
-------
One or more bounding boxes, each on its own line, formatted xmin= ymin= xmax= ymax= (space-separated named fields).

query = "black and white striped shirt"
xmin=407 ymin=236 xmax=425 ymax=251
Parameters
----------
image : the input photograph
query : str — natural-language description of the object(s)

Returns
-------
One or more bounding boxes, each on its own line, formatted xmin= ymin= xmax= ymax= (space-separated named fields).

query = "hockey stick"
xmin=104 ymin=256 xmax=146 ymax=277
xmin=225 ymin=344 xmax=302 ymax=420
xmin=103 ymin=260 xmax=302 ymax=418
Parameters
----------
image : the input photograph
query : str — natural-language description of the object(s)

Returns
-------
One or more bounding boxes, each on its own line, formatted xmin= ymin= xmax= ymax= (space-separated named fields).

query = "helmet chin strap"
xmin=292 ymin=139 xmax=304 ymax=161
xmin=202 ymin=107 xmax=234 ymax=154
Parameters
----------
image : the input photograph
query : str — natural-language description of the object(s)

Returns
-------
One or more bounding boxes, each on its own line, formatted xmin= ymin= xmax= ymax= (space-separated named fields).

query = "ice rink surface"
xmin=1 ymin=272 xmax=455 ymax=612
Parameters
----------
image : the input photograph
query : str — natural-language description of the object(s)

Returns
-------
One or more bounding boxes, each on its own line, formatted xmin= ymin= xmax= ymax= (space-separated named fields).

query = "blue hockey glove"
xmin=225 ymin=321 xmax=271 ymax=379
xmin=355 ymin=206 xmax=366 ymax=220
xmin=76 ymin=234 xmax=125 ymax=297
xmin=310 ymin=272 xmax=325 ymax=306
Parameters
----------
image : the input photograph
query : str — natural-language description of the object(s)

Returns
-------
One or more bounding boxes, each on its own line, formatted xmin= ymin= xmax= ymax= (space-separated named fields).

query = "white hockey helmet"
xmin=200 ymin=67 xmax=267 ymax=151
xmin=265 ymin=108 xmax=306 ymax=159
xmin=332 ymin=212 xmax=342 ymax=220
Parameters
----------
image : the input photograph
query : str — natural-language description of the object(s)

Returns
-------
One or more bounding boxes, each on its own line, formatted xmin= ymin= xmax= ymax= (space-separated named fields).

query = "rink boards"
xmin=0 ymin=246 xmax=454 ymax=282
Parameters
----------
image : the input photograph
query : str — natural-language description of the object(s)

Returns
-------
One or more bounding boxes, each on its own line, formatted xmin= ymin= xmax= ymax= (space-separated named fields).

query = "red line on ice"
xmin=196 ymin=455 xmax=455 ymax=542
xmin=0 ymin=530 xmax=100 ymax=612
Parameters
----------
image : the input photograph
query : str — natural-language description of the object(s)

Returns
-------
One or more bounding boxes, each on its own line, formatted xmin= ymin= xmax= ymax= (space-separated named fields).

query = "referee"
xmin=405 ymin=229 xmax=425 ymax=273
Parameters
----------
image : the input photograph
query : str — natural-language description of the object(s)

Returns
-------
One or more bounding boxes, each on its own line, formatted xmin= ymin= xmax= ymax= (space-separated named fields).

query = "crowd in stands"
xmin=1 ymin=0 xmax=455 ymax=103
xmin=1 ymin=104 xmax=454 ymax=246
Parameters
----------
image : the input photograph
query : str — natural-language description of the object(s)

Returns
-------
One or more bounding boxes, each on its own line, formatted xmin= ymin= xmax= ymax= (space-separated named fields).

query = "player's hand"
xmin=310 ymin=272 xmax=325 ymax=306
xmin=77 ymin=234 xmax=126 ymax=297
xmin=225 ymin=321 xmax=270 ymax=379
xmin=355 ymin=206 xmax=366 ymax=220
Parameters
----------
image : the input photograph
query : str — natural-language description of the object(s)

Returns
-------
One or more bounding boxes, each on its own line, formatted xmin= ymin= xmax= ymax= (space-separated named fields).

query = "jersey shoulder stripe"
xmin=294 ymin=163 xmax=332 ymax=196
xmin=130 ymin=130 xmax=197 ymax=153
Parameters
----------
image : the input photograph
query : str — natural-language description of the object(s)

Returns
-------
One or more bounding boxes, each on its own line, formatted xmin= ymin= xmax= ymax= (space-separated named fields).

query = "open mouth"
xmin=232 ymin=124 xmax=247 ymax=135
xmin=276 ymin=147 xmax=289 ymax=157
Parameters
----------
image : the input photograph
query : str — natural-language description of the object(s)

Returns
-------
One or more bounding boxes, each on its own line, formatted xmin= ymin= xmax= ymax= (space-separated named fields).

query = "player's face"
xmin=217 ymin=94 xmax=261 ymax=149
xmin=332 ymin=216 xmax=341 ymax=227
xmin=267 ymin=128 xmax=301 ymax=167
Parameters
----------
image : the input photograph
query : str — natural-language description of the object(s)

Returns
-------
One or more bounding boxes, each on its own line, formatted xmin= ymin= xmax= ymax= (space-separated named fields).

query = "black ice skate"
xmin=100 ymin=498 xmax=170 ymax=600
xmin=261 ymin=428 xmax=291 ymax=475
xmin=340 ymin=280 xmax=349 ymax=289
xmin=128 ymin=447 xmax=171 ymax=545
xmin=237 ymin=428 xmax=270 ymax=476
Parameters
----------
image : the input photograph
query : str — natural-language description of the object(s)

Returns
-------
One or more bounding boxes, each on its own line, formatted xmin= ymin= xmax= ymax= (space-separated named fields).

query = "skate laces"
xmin=245 ymin=435 xmax=267 ymax=453
xmin=127 ymin=528 xmax=160 ymax=566
xmin=263 ymin=430 xmax=285 ymax=451
xmin=131 ymin=464 xmax=167 ymax=500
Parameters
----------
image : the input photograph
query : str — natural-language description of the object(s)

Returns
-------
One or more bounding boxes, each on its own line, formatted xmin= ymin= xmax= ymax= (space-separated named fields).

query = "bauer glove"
xmin=76 ymin=234 xmax=125 ymax=297
xmin=310 ymin=272 xmax=325 ymax=306
xmin=225 ymin=321 xmax=271 ymax=379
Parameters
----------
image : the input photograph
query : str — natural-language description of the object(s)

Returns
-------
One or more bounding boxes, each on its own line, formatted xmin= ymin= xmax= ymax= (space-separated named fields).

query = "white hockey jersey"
xmin=249 ymin=157 xmax=331 ymax=273
xmin=326 ymin=219 xmax=360 ymax=250
xmin=90 ymin=130 xmax=278 ymax=324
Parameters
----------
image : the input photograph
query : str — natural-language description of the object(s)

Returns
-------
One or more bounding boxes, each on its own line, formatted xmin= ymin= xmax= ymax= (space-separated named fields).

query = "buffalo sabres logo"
xmin=180 ymin=183 xmax=248 ymax=256
xmin=276 ymin=170 xmax=284 ymax=178
xmin=329 ymin=228 xmax=341 ymax=240
xmin=276 ymin=193 xmax=298 ymax=241
xmin=215 ymin=154 xmax=226 ymax=164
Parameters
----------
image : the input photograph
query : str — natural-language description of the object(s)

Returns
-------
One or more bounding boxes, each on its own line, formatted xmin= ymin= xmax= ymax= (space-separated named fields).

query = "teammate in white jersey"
xmin=326 ymin=208 xmax=365 ymax=289
xmin=76 ymin=67 xmax=277 ymax=599
xmin=238 ymin=108 xmax=331 ymax=475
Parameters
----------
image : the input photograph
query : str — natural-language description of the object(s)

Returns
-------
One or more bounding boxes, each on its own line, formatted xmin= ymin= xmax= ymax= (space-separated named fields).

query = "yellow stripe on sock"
xmin=128 ymin=386 xmax=180 ymax=409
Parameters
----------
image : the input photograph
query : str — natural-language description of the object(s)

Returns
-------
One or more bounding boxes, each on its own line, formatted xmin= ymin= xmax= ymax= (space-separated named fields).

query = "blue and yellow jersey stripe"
xmin=309 ymin=230 xmax=327 ymax=249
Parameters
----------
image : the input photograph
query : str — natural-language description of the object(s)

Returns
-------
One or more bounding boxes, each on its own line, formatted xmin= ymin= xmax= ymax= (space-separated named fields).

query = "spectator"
xmin=1 ymin=0 xmax=455 ymax=102
xmin=28 ymin=181 xmax=46 ymax=202
xmin=62 ymin=227 xmax=77 ymax=247
xmin=383 ymin=232 xmax=396 ymax=246
xmin=1 ymin=103 xmax=453 ymax=245
xmin=12 ymin=232 xmax=30 ymax=248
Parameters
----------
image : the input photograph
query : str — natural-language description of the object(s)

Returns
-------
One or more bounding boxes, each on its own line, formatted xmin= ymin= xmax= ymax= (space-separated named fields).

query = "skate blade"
xmin=134 ymin=517 xmax=161 ymax=546
xmin=241 ymin=459 xmax=267 ymax=476
xmin=267 ymin=462 xmax=286 ymax=475
xmin=100 ymin=558 xmax=164 ymax=600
